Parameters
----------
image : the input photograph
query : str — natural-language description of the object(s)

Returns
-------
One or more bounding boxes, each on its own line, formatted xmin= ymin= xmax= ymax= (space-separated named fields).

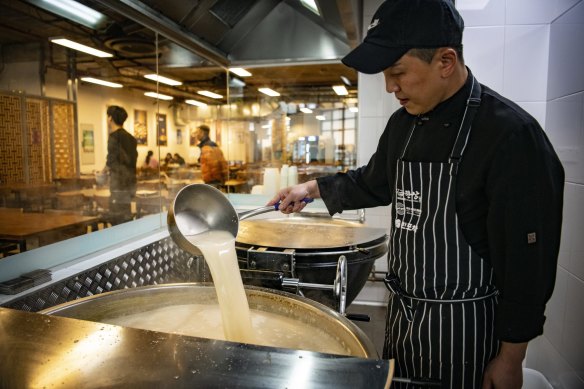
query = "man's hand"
xmin=268 ymin=180 xmax=320 ymax=214
xmin=482 ymin=342 xmax=527 ymax=389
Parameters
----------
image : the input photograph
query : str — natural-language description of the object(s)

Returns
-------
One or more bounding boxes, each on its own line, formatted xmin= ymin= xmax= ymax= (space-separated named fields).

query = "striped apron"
xmin=383 ymin=77 xmax=499 ymax=388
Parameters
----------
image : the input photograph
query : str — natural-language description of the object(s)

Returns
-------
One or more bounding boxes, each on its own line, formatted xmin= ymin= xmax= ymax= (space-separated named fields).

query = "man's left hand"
xmin=482 ymin=341 xmax=527 ymax=389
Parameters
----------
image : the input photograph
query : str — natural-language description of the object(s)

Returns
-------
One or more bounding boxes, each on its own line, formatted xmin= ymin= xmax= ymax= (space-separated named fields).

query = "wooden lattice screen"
xmin=0 ymin=95 xmax=25 ymax=184
xmin=0 ymin=92 xmax=77 ymax=185
xmin=52 ymin=101 xmax=77 ymax=179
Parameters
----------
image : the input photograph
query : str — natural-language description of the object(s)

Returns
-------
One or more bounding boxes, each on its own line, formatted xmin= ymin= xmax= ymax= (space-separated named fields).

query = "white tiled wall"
xmin=537 ymin=1 xmax=584 ymax=385
xmin=355 ymin=0 xmax=584 ymax=386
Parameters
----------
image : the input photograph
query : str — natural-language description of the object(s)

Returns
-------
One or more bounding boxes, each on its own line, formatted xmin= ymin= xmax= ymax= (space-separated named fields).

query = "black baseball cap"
xmin=342 ymin=0 xmax=464 ymax=74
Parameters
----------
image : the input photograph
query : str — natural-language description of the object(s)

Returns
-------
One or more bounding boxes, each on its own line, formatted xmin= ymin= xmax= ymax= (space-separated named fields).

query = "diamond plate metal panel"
xmin=2 ymin=237 xmax=210 ymax=312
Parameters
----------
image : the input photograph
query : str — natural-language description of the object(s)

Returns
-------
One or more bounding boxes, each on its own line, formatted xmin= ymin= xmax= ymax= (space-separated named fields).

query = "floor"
xmin=345 ymin=303 xmax=387 ymax=357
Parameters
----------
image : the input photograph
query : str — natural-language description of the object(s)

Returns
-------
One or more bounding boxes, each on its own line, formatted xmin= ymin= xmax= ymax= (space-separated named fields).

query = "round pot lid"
xmin=236 ymin=216 xmax=387 ymax=249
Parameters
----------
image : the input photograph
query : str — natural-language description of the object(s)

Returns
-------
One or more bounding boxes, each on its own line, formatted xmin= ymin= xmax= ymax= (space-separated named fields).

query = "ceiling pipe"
xmin=93 ymin=0 xmax=230 ymax=68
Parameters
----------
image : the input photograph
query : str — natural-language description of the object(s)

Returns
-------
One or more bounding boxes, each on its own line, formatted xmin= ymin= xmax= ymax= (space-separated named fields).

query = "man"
xmin=103 ymin=105 xmax=137 ymax=225
xmin=195 ymin=124 xmax=228 ymax=185
xmin=270 ymin=1 xmax=564 ymax=388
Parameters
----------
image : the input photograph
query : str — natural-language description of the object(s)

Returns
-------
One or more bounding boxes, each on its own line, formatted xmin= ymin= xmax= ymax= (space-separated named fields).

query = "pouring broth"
xmin=185 ymin=230 xmax=255 ymax=344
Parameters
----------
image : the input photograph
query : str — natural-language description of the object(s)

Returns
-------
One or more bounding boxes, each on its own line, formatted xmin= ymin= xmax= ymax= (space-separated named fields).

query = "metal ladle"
xmin=167 ymin=184 xmax=312 ymax=256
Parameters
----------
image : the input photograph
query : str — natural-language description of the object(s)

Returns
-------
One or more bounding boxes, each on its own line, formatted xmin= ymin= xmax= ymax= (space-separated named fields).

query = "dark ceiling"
xmin=0 ymin=0 xmax=361 ymax=105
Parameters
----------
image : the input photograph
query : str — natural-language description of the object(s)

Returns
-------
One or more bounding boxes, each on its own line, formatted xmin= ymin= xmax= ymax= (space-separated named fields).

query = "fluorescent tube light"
xmin=315 ymin=115 xmax=325 ymax=120
xmin=300 ymin=107 xmax=313 ymax=114
xmin=197 ymin=90 xmax=223 ymax=99
xmin=349 ymin=107 xmax=359 ymax=113
xmin=230 ymin=77 xmax=246 ymax=88
xmin=144 ymin=92 xmax=173 ymax=100
xmin=332 ymin=85 xmax=349 ymax=96
xmin=340 ymin=76 xmax=351 ymax=86
xmin=185 ymin=99 xmax=208 ymax=107
xmin=39 ymin=0 xmax=107 ymax=29
xmin=80 ymin=77 xmax=122 ymax=88
xmin=50 ymin=38 xmax=112 ymax=58
xmin=229 ymin=68 xmax=252 ymax=77
xmin=258 ymin=88 xmax=280 ymax=97
xmin=300 ymin=0 xmax=320 ymax=16
xmin=144 ymin=74 xmax=182 ymax=86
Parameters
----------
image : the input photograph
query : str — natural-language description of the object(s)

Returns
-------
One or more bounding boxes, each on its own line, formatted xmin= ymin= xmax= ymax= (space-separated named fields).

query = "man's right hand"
xmin=268 ymin=180 xmax=320 ymax=214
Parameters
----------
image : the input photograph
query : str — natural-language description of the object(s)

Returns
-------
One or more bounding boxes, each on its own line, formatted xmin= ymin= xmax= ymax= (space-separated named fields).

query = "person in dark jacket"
xmin=103 ymin=105 xmax=137 ymax=225
xmin=269 ymin=1 xmax=564 ymax=388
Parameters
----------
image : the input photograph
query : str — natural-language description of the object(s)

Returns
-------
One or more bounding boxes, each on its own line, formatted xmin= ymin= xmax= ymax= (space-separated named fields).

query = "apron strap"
xmin=449 ymin=76 xmax=482 ymax=176
xmin=384 ymin=273 xmax=498 ymax=322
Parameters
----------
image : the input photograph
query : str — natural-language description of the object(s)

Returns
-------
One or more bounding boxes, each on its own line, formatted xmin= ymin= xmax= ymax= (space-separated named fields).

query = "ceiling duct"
xmin=209 ymin=0 xmax=257 ymax=28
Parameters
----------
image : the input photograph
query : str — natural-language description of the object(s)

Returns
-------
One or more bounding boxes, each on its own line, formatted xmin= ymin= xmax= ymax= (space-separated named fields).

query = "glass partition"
xmin=0 ymin=0 xmax=358 ymax=259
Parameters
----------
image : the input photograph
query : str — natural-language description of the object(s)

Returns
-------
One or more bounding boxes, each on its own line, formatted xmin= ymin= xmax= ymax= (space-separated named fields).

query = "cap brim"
xmin=342 ymin=41 xmax=408 ymax=74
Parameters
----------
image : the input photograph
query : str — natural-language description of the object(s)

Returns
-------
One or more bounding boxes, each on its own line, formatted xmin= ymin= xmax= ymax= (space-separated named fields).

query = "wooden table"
xmin=0 ymin=209 xmax=98 ymax=252
xmin=0 ymin=183 xmax=56 ymax=208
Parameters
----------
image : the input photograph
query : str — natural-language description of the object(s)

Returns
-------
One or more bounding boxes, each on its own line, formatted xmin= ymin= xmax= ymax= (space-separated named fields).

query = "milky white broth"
xmin=106 ymin=230 xmax=350 ymax=355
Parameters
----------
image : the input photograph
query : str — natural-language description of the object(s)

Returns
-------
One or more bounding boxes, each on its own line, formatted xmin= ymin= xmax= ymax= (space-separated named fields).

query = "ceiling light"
xmin=144 ymin=92 xmax=173 ymax=100
xmin=229 ymin=77 xmax=246 ymax=88
xmin=340 ymin=76 xmax=352 ymax=86
xmin=185 ymin=99 xmax=207 ymax=107
xmin=229 ymin=68 xmax=252 ymax=77
xmin=144 ymin=74 xmax=182 ymax=86
xmin=349 ymin=107 xmax=359 ymax=113
xmin=315 ymin=115 xmax=325 ymax=120
xmin=300 ymin=0 xmax=320 ymax=16
xmin=198 ymin=90 xmax=223 ymax=99
xmin=50 ymin=38 xmax=112 ymax=58
xmin=300 ymin=107 xmax=313 ymax=114
xmin=80 ymin=77 xmax=122 ymax=88
xmin=35 ymin=0 xmax=107 ymax=29
xmin=332 ymin=85 xmax=349 ymax=96
xmin=258 ymin=88 xmax=280 ymax=97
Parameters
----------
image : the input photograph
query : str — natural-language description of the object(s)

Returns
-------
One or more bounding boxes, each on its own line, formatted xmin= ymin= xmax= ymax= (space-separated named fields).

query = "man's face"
xmin=383 ymin=52 xmax=447 ymax=115
xmin=195 ymin=128 xmax=203 ymax=141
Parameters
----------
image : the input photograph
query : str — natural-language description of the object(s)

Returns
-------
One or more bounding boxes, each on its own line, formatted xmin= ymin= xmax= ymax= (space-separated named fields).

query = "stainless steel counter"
xmin=0 ymin=307 xmax=393 ymax=388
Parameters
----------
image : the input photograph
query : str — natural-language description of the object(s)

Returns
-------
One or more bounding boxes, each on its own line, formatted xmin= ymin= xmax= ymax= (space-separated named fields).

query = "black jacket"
xmin=106 ymin=128 xmax=138 ymax=193
xmin=317 ymin=70 xmax=564 ymax=343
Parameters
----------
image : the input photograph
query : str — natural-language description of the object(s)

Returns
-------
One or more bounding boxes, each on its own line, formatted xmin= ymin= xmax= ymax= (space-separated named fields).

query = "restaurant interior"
xmin=0 ymin=0 xmax=361 ymax=254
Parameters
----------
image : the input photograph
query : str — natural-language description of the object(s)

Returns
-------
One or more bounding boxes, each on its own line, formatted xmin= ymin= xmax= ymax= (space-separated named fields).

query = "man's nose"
xmin=384 ymin=77 xmax=399 ymax=93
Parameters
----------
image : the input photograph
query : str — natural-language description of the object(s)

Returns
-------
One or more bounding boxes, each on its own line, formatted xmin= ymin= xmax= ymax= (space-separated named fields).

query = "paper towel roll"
xmin=263 ymin=168 xmax=280 ymax=197
xmin=288 ymin=166 xmax=298 ymax=186
xmin=280 ymin=164 xmax=289 ymax=189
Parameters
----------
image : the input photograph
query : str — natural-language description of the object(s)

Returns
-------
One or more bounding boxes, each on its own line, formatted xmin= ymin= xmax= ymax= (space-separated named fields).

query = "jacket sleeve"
xmin=486 ymin=122 xmax=564 ymax=342
xmin=317 ymin=118 xmax=395 ymax=215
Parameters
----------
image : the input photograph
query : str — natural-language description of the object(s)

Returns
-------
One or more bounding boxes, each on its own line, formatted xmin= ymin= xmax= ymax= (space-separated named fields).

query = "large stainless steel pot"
xmin=41 ymin=283 xmax=377 ymax=358
xmin=235 ymin=216 xmax=388 ymax=308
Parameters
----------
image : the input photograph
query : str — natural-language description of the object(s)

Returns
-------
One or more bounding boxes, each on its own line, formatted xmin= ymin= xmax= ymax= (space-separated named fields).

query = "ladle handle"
xmin=238 ymin=198 xmax=314 ymax=221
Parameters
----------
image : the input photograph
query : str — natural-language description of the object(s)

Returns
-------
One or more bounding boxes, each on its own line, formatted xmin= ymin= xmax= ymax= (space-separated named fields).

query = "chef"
xmin=269 ymin=0 xmax=564 ymax=388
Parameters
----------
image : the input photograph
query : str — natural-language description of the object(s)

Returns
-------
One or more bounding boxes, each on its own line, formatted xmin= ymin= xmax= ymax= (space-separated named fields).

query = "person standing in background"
xmin=195 ymin=124 xmax=228 ymax=186
xmin=103 ymin=105 xmax=137 ymax=225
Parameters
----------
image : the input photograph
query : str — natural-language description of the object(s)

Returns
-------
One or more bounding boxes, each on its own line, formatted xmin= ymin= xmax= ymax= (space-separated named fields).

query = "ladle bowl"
xmin=168 ymin=184 xmax=309 ymax=256
xmin=168 ymin=184 xmax=238 ymax=256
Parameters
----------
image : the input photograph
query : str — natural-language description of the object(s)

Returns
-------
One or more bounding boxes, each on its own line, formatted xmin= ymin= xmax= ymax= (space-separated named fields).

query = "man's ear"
xmin=436 ymin=47 xmax=458 ymax=78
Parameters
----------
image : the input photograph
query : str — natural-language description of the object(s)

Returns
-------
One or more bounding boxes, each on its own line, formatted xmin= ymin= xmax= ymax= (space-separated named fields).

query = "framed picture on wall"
xmin=134 ymin=109 xmax=148 ymax=145
xmin=156 ymin=113 xmax=167 ymax=146
xmin=177 ymin=128 xmax=183 ymax=145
